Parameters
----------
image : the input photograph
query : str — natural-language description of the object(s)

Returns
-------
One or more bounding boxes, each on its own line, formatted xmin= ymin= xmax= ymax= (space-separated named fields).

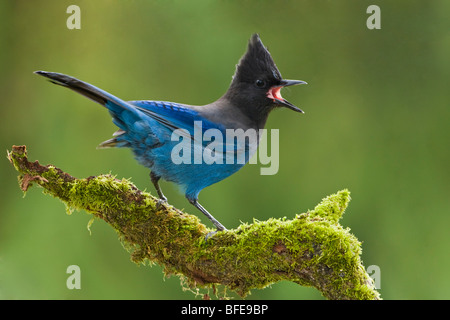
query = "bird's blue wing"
xmin=129 ymin=100 xmax=226 ymax=139
xmin=130 ymin=101 xmax=254 ymax=164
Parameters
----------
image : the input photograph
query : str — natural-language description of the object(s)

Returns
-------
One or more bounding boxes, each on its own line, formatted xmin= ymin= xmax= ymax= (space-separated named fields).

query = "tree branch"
xmin=7 ymin=145 xmax=380 ymax=300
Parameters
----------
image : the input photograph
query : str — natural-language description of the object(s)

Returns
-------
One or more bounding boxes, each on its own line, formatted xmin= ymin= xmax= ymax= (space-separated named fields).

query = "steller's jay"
xmin=35 ymin=34 xmax=306 ymax=233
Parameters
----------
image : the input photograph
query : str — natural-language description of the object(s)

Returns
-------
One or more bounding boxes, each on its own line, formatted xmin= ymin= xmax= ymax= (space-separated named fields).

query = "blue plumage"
xmin=35 ymin=34 xmax=306 ymax=233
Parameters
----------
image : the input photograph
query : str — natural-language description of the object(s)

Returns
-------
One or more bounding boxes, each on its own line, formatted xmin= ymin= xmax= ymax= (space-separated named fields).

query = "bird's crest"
xmin=232 ymin=34 xmax=282 ymax=84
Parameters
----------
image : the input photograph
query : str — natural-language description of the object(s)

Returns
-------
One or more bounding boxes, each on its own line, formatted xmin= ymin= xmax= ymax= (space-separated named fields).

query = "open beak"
xmin=267 ymin=79 xmax=307 ymax=113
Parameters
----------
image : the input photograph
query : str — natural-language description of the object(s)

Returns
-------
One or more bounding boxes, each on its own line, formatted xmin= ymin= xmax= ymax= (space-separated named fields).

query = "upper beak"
xmin=270 ymin=79 xmax=307 ymax=113
xmin=280 ymin=79 xmax=307 ymax=87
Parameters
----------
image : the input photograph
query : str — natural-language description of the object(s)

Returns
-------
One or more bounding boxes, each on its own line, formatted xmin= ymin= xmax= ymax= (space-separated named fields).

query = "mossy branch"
xmin=7 ymin=145 xmax=380 ymax=300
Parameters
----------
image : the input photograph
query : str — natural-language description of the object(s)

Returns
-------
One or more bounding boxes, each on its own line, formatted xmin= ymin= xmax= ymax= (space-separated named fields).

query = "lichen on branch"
xmin=7 ymin=145 xmax=380 ymax=300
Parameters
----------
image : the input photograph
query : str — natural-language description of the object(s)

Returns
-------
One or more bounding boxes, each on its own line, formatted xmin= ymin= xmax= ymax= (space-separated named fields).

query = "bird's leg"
xmin=150 ymin=172 xmax=167 ymax=208
xmin=187 ymin=197 xmax=227 ymax=236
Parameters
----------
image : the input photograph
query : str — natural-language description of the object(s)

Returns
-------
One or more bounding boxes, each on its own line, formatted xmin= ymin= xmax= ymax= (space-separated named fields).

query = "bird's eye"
xmin=255 ymin=79 xmax=266 ymax=88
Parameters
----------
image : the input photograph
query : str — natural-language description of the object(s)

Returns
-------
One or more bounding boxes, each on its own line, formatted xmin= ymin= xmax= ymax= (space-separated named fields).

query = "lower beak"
xmin=270 ymin=79 xmax=307 ymax=113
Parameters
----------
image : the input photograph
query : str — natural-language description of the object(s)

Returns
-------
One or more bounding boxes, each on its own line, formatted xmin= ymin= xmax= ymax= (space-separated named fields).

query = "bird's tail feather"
xmin=34 ymin=71 xmax=139 ymax=119
xmin=35 ymin=71 xmax=142 ymax=148
xmin=97 ymin=129 xmax=130 ymax=149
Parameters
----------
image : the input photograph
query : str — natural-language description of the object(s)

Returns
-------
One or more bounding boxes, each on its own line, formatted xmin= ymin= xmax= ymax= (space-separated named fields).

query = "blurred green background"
xmin=1 ymin=0 xmax=449 ymax=300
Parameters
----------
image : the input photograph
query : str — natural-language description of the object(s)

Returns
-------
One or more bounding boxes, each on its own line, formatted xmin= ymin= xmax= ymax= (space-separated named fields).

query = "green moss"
xmin=308 ymin=188 xmax=351 ymax=223
xmin=8 ymin=145 xmax=380 ymax=300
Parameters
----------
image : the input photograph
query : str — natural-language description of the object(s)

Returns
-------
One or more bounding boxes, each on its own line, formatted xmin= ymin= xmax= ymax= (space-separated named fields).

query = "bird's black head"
xmin=225 ymin=34 xmax=306 ymax=123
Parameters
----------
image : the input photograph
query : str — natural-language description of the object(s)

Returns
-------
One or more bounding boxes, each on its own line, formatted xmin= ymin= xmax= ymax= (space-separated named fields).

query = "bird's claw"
xmin=204 ymin=227 xmax=228 ymax=243
xmin=155 ymin=197 xmax=168 ymax=210
xmin=205 ymin=230 xmax=218 ymax=242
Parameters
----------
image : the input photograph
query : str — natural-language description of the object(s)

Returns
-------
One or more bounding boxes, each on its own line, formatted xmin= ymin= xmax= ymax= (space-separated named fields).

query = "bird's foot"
xmin=204 ymin=227 xmax=227 ymax=243
xmin=205 ymin=230 xmax=218 ymax=242
xmin=155 ymin=197 xmax=168 ymax=210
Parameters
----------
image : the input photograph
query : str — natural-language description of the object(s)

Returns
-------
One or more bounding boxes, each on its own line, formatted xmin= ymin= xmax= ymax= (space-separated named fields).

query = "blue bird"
xmin=35 ymin=34 xmax=306 ymax=233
